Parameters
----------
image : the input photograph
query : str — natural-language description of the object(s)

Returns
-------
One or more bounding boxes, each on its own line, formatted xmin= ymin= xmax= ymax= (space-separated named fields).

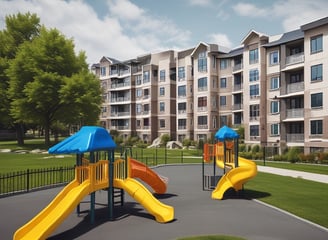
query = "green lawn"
xmin=245 ymin=172 xmax=328 ymax=228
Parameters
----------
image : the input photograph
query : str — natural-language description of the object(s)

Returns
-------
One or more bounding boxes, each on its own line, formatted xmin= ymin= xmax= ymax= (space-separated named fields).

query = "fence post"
xmin=26 ymin=169 xmax=30 ymax=193
xmin=165 ymin=146 xmax=167 ymax=164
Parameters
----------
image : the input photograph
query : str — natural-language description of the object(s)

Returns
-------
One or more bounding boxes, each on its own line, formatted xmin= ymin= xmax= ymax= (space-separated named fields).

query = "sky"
xmin=1 ymin=0 xmax=328 ymax=65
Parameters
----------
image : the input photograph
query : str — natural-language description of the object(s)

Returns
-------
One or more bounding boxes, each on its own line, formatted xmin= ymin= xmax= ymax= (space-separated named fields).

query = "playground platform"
xmin=1 ymin=164 xmax=327 ymax=240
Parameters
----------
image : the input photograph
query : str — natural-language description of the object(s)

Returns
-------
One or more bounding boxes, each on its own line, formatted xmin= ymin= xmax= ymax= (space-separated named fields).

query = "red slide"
xmin=129 ymin=158 xmax=167 ymax=194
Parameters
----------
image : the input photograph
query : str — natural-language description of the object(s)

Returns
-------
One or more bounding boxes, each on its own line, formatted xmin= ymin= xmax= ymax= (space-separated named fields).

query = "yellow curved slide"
xmin=14 ymin=180 xmax=91 ymax=240
xmin=114 ymin=178 xmax=174 ymax=223
xmin=212 ymin=157 xmax=257 ymax=200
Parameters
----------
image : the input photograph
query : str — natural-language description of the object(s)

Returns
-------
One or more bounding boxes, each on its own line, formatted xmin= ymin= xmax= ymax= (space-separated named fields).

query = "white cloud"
xmin=189 ymin=0 xmax=212 ymax=7
xmin=232 ymin=3 xmax=267 ymax=17
xmin=271 ymin=0 xmax=328 ymax=31
xmin=0 ymin=0 xmax=192 ymax=65
xmin=208 ymin=33 xmax=233 ymax=48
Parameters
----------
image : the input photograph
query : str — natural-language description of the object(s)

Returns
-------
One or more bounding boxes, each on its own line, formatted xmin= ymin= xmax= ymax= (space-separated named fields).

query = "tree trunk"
xmin=15 ymin=123 xmax=24 ymax=146
xmin=44 ymin=121 xmax=50 ymax=147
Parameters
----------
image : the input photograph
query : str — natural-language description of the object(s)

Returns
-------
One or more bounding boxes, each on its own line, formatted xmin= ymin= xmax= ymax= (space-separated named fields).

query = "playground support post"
xmin=90 ymin=152 xmax=95 ymax=224
xmin=108 ymin=150 xmax=114 ymax=220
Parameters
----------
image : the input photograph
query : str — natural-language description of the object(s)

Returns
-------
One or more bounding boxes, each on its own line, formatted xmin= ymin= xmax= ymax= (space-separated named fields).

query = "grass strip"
xmin=245 ymin=172 xmax=328 ymax=228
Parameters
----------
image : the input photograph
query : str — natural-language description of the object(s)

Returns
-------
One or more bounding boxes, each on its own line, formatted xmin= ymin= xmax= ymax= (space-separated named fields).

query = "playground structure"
xmin=14 ymin=126 xmax=174 ymax=240
xmin=203 ymin=126 xmax=257 ymax=199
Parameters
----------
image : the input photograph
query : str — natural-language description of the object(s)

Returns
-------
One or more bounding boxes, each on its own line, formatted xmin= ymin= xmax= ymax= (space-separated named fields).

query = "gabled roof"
xmin=241 ymin=30 xmax=269 ymax=44
xmin=263 ymin=29 xmax=304 ymax=48
xmin=48 ymin=126 xmax=116 ymax=154
xmin=100 ymin=56 xmax=121 ymax=64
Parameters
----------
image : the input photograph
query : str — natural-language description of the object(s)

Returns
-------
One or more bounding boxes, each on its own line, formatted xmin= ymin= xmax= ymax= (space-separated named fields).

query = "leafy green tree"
xmin=0 ymin=12 xmax=40 ymax=144
xmin=7 ymin=26 xmax=102 ymax=146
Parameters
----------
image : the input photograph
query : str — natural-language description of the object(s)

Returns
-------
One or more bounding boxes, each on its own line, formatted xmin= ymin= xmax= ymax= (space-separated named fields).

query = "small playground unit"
xmin=13 ymin=126 xmax=174 ymax=240
xmin=203 ymin=126 xmax=258 ymax=199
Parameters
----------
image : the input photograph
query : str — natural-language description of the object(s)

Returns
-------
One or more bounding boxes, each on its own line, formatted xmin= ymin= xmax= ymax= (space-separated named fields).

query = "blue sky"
xmin=1 ymin=0 xmax=328 ymax=65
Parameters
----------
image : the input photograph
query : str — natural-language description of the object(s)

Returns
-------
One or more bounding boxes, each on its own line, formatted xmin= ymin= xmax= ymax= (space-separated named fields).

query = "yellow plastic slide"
xmin=212 ymin=157 xmax=257 ymax=200
xmin=14 ymin=179 xmax=91 ymax=240
xmin=114 ymin=178 xmax=174 ymax=223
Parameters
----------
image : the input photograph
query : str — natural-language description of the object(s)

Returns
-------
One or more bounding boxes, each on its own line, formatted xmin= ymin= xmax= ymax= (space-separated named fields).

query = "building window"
xmin=160 ymin=70 xmax=165 ymax=81
xmin=311 ymin=93 xmax=323 ymax=108
xmin=159 ymin=119 xmax=165 ymax=128
xmin=249 ymin=69 xmax=259 ymax=82
xmin=220 ymin=96 xmax=226 ymax=106
xmin=178 ymin=119 xmax=187 ymax=129
xmin=250 ymin=84 xmax=259 ymax=97
xmin=212 ymin=55 xmax=216 ymax=69
xmin=143 ymin=71 xmax=150 ymax=83
xmin=249 ymin=48 xmax=259 ymax=64
xmin=220 ymin=59 xmax=228 ymax=69
xmin=311 ymin=64 xmax=323 ymax=81
xmin=270 ymin=77 xmax=280 ymax=90
xmin=100 ymin=66 xmax=106 ymax=76
xmin=178 ymin=102 xmax=186 ymax=113
xmin=310 ymin=120 xmax=323 ymax=135
xmin=198 ymin=116 xmax=207 ymax=126
xmin=136 ymin=88 xmax=142 ymax=98
xmin=270 ymin=101 xmax=279 ymax=114
xmin=136 ymin=104 xmax=142 ymax=114
xmin=220 ymin=78 xmax=227 ymax=88
xmin=178 ymin=67 xmax=185 ymax=80
xmin=159 ymin=102 xmax=165 ymax=112
xmin=271 ymin=123 xmax=280 ymax=136
xmin=143 ymin=104 xmax=149 ymax=113
xmin=249 ymin=104 xmax=260 ymax=118
xmin=198 ymin=51 xmax=207 ymax=72
xmin=311 ymin=35 xmax=323 ymax=54
xmin=198 ymin=96 xmax=207 ymax=108
xmin=198 ymin=77 xmax=208 ymax=91
xmin=270 ymin=51 xmax=279 ymax=65
xmin=219 ymin=116 xmax=227 ymax=127
xmin=250 ymin=125 xmax=259 ymax=136
xmin=136 ymin=75 xmax=142 ymax=85
xmin=143 ymin=88 xmax=149 ymax=99
xmin=178 ymin=85 xmax=186 ymax=97
xmin=159 ymin=87 xmax=165 ymax=96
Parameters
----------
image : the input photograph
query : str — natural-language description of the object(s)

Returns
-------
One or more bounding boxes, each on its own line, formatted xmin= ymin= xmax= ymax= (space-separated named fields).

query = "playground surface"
xmin=1 ymin=164 xmax=327 ymax=240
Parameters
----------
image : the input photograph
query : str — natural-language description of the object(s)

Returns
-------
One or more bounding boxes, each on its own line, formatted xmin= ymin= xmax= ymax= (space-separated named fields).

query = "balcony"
xmin=286 ymin=53 xmax=304 ymax=65
xmin=110 ymin=96 xmax=131 ymax=103
xmin=286 ymin=108 xmax=304 ymax=119
xmin=110 ymin=111 xmax=130 ymax=117
xmin=233 ymin=84 xmax=243 ymax=92
xmin=178 ymin=125 xmax=187 ymax=130
xmin=233 ymin=63 xmax=243 ymax=72
xmin=197 ymin=106 xmax=208 ymax=112
xmin=232 ymin=103 xmax=243 ymax=110
xmin=197 ymin=124 xmax=208 ymax=129
xmin=286 ymin=133 xmax=304 ymax=142
xmin=286 ymin=82 xmax=304 ymax=94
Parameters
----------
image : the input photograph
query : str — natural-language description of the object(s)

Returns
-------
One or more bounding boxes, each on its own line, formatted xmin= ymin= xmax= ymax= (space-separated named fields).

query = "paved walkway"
xmin=258 ymin=165 xmax=328 ymax=183
xmin=1 ymin=164 xmax=327 ymax=240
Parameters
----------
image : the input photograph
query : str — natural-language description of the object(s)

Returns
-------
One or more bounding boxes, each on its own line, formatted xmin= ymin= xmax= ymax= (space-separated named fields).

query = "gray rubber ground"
xmin=1 ymin=164 xmax=327 ymax=240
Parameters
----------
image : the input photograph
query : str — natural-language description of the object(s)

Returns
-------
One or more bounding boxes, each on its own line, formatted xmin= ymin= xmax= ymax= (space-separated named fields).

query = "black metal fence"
xmin=0 ymin=166 xmax=75 ymax=198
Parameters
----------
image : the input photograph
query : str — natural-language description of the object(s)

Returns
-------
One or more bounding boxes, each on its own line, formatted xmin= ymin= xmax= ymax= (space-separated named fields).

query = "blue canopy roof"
xmin=214 ymin=125 xmax=239 ymax=141
xmin=48 ymin=126 xmax=117 ymax=154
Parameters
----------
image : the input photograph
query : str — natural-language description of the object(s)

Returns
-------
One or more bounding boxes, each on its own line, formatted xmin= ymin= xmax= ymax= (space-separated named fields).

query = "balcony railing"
xmin=286 ymin=53 xmax=304 ymax=65
xmin=111 ymin=82 xmax=130 ymax=89
xmin=197 ymin=124 xmax=208 ymax=129
xmin=197 ymin=106 xmax=207 ymax=112
xmin=110 ymin=111 xmax=130 ymax=117
xmin=110 ymin=96 xmax=131 ymax=103
xmin=233 ymin=63 xmax=243 ymax=72
xmin=286 ymin=108 xmax=304 ymax=118
xmin=232 ymin=103 xmax=243 ymax=110
xmin=286 ymin=133 xmax=304 ymax=142
xmin=286 ymin=82 xmax=304 ymax=94
xmin=178 ymin=125 xmax=187 ymax=130
xmin=233 ymin=84 xmax=243 ymax=92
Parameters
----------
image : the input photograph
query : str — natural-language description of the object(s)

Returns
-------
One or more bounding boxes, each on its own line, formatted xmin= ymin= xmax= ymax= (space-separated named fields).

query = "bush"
xmin=287 ymin=147 xmax=301 ymax=163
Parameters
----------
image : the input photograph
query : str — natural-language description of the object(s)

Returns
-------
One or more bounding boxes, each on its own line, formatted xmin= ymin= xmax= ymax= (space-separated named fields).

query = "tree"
xmin=0 ymin=12 xmax=40 ymax=144
xmin=7 ymin=26 xmax=102 ymax=146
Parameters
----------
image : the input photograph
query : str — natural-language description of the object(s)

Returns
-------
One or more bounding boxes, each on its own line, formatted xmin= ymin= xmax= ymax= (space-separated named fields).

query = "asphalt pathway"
xmin=1 ymin=164 xmax=327 ymax=240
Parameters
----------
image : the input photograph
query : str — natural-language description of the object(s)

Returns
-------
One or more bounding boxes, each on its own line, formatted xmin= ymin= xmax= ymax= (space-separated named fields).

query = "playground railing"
xmin=0 ymin=166 xmax=75 ymax=198
xmin=114 ymin=159 xmax=127 ymax=180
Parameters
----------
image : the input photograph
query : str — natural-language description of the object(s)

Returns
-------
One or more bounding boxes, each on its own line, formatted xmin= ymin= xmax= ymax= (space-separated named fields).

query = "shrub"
xmin=287 ymin=147 xmax=301 ymax=163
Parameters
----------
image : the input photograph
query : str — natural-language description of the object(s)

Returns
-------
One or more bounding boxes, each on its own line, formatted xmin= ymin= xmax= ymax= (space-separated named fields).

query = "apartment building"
xmin=93 ymin=17 xmax=328 ymax=153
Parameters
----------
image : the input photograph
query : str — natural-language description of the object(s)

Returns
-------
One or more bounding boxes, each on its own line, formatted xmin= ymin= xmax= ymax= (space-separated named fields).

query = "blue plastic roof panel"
xmin=48 ymin=126 xmax=117 ymax=154
xmin=215 ymin=125 xmax=239 ymax=141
